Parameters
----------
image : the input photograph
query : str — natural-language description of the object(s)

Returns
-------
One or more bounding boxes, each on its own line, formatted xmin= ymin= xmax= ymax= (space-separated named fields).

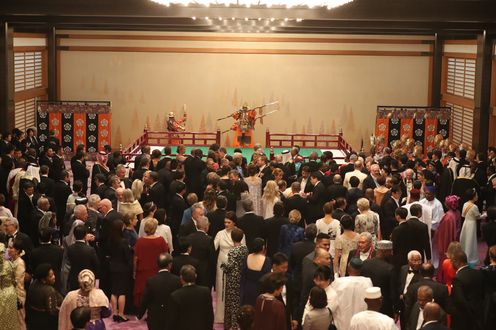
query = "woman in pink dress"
xmin=133 ymin=218 xmax=168 ymax=307
xmin=434 ymin=195 xmax=461 ymax=265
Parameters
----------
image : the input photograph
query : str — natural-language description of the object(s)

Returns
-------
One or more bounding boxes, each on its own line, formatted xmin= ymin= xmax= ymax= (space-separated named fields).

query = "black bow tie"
xmin=408 ymin=269 xmax=417 ymax=274
xmin=6 ymin=234 xmax=14 ymax=240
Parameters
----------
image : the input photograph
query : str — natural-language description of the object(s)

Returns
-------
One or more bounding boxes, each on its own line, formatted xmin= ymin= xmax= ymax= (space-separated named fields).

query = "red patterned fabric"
xmin=48 ymin=112 xmax=62 ymax=139
xmin=424 ymin=118 xmax=438 ymax=152
xmin=400 ymin=118 xmax=414 ymax=139
xmin=375 ymin=118 xmax=389 ymax=142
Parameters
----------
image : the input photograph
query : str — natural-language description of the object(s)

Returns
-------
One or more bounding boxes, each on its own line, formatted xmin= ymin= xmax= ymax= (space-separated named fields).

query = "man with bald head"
xmin=187 ymin=216 xmax=215 ymax=289
xmin=407 ymin=285 xmax=437 ymax=330
xmin=421 ymin=302 xmax=449 ymax=330
xmin=327 ymin=174 xmax=347 ymax=201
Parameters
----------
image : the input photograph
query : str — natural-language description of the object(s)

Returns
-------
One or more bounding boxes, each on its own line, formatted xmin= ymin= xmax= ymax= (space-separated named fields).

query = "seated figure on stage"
xmin=167 ymin=111 xmax=187 ymax=132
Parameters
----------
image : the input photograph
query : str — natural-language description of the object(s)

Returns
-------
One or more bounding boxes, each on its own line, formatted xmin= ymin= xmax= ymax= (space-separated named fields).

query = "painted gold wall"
xmin=58 ymin=31 xmax=431 ymax=150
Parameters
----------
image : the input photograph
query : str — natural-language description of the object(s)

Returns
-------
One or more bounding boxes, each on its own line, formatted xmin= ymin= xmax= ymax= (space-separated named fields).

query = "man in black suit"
xmin=332 ymin=197 xmax=348 ymax=220
xmin=298 ymin=152 xmax=320 ymax=176
xmin=179 ymin=202 xmax=204 ymax=238
xmin=38 ymin=147 xmax=54 ymax=168
xmin=450 ymin=250 xmax=485 ymax=330
xmin=93 ymin=173 xmax=108 ymax=200
xmin=133 ymin=145 xmax=150 ymax=175
xmin=38 ymin=165 xmax=55 ymax=197
xmin=172 ymin=237 xmax=200 ymax=275
xmin=186 ymin=216 xmax=215 ymax=289
xmin=327 ymin=174 xmax=347 ymax=201
xmin=289 ymin=224 xmax=316 ymax=305
xmin=97 ymin=198 xmax=120 ymax=251
xmin=361 ymin=240 xmax=396 ymax=317
xmin=143 ymin=171 xmax=167 ymax=209
xmin=217 ymin=180 xmax=236 ymax=212
xmin=237 ymin=199 xmax=264 ymax=252
xmin=184 ymin=148 xmax=206 ymax=199
xmin=256 ymin=154 xmax=272 ymax=188
xmin=391 ymin=207 xmax=412 ymax=271
xmin=263 ymin=202 xmax=289 ymax=258
xmin=167 ymin=264 xmax=214 ymax=330
xmin=306 ymin=171 xmax=327 ymax=223
xmin=3 ymin=217 xmax=34 ymax=264
xmin=67 ymin=225 xmax=100 ymax=290
xmin=362 ymin=163 xmax=381 ymax=191
xmin=139 ymin=253 xmax=181 ymax=330
xmin=397 ymin=250 xmax=423 ymax=330
xmin=347 ymin=232 xmax=376 ymax=263
xmin=408 ymin=286 xmax=437 ymax=330
xmin=283 ymin=182 xmax=307 ymax=223
xmin=53 ymin=170 xmax=72 ymax=227
xmin=381 ymin=185 xmax=402 ymax=240
xmin=71 ymin=151 xmax=89 ymax=193
xmin=50 ymin=146 xmax=65 ymax=181
xmin=407 ymin=204 xmax=432 ymax=262
xmin=132 ymin=156 xmax=150 ymax=182
xmin=404 ymin=263 xmax=450 ymax=320
xmin=0 ymin=144 xmax=15 ymax=196
xmin=32 ymin=196 xmax=51 ymax=246
xmin=30 ymin=228 xmax=63 ymax=290
xmin=297 ymin=166 xmax=313 ymax=194
xmin=115 ymin=164 xmax=132 ymax=189
xmin=272 ymin=253 xmax=298 ymax=330
xmin=17 ymin=181 xmax=40 ymax=240
xmin=207 ymin=195 xmax=227 ymax=238
xmin=421 ymin=302 xmax=450 ymax=330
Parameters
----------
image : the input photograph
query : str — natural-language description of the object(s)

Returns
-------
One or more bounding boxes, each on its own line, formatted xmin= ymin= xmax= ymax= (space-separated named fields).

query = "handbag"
xmin=327 ymin=307 xmax=337 ymax=330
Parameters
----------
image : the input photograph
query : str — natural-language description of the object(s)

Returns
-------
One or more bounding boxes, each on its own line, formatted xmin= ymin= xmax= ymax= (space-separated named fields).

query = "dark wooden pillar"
xmin=473 ymin=31 xmax=494 ymax=151
xmin=430 ymin=33 xmax=443 ymax=107
xmin=47 ymin=26 xmax=57 ymax=101
xmin=0 ymin=22 xmax=14 ymax=133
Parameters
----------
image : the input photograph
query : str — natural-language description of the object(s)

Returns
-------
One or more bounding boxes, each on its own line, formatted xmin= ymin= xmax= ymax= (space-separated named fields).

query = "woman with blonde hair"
xmin=278 ymin=209 xmax=304 ymax=257
xmin=133 ymin=218 xmax=168 ymax=307
xmin=354 ymin=198 xmax=381 ymax=245
xmin=261 ymin=180 xmax=280 ymax=219
xmin=119 ymin=188 xmax=143 ymax=220
xmin=131 ymin=179 xmax=144 ymax=201
xmin=437 ymin=241 xmax=462 ymax=290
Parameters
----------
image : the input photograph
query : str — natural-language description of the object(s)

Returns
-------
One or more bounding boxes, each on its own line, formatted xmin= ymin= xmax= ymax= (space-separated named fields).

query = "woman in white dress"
xmin=154 ymin=208 xmax=174 ymax=254
xmin=214 ymin=211 xmax=246 ymax=323
xmin=8 ymin=240 xmax=26 ymax=330
xmin=261 ymin=180 xmax=280 ymax=220
xmin=244 ymin=164 xmax=263 ymax=216
xmin=460 ymin=188 xmax=481 ymax=267
xmin=315 ymin=202 xmax=341 ymax=258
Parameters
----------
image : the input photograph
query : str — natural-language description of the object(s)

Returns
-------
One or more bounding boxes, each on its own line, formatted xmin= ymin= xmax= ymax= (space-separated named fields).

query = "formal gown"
xmin=253 ymin=293 xmax=287 ymax=330
xmin=133 ymin=237 xmax=168 ymax=307
xmin=213 ymin=229 xmax=246 ymax=323
xmin=58 ymin=289 xmax=111 ymax=330
xmin=460 ymin=202 xmax=480 ymax=266
xmin=434 ymin=209 xmax=461 ymax=265
xmin=262 ymin=197 xmax=280 ymax=219
xmin=0 ymin=259 xmax=19 ymax=330
xmin=335 ymin=233 xmax=360 ymax=277
xmin=245 ymin=177 xmax=262 ymax=216
xmin=12 ymin=257 xmax=26 ymax=330
xmin=25 ymin=280 xmax=63 ymax=330
xmin=222 ymin=245 xmax=249 ymax=330
xmin=354 ymin=212 xmax=380 ymax=246
xmin=240 ymin=256 xmax=272 ymax=306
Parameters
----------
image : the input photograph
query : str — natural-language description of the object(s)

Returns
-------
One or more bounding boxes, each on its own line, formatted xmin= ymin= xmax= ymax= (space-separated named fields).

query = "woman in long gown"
xmin=133 ymin=218 xmax=168 ymax=307
xmin=9 ymin=241 xmax=26 ymax=330
xmin=59 ymin=269 xmax=111 ymax=330
xmin=214 ymin=211 xmax=246 ymax=323
xmin=354 ymin=198 xmax=381 ymax=245
xmin=334 ymin=215 xmax=360 ymax=277
xmin=460 ymin=188 xmax=481 ymax=267
xmin=241 ymin=238 xmax=272 ymax=306
xmin=221 ymin=228 xmax=249 ymax=330
xmin=434 ymin=195 xmax=461 ymax=265
xmin=244 ymin=164 xmax=263 ymax=216
xmin=0 ymin=243 xmax=19 ymax=330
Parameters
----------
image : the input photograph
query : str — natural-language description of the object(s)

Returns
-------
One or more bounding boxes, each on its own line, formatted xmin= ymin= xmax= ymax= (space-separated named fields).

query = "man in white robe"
xmin=331 ymin=258 xmax=373 ymax=330
xmin=350 ymin=287 xmax=396 ymax=330
xmin=419 ymin=186 xmax=444 ymax=231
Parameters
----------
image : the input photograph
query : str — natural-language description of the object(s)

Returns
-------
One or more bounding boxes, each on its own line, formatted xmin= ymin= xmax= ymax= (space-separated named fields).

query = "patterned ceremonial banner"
xmin=36 ymin=101 xmax=111 ymax=153
xmin=375 ymin=106 xmax=451 ymax=154
xmin=424 ymin=118 xmax=438 ymax=152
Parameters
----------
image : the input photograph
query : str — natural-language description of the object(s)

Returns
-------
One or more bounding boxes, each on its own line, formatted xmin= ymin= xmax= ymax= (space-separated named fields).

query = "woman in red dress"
xmin=133 ymin=218 xmax=168 ymax=307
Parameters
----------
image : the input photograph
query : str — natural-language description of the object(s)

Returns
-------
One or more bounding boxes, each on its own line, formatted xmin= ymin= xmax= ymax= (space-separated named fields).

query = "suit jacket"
xmin=99 ymin=209 xmax=120 ymax=252
xmin=179 ymin=219 xmax=197 ymax=238
xmin=71 ymin=160 xmax=89 ymax=192
xmin=237 ymin=212 xmax=264 ymax=252
xmin=38 ymin=176 xmax=55 ymax=197
xmin=94 ymin=183 xmax=108 ymax=200
xmin=139 ymin=270 xmax=181 ymax=330
xmin=167 ymin=284 xmax=214 ymax=330
xmin=306 ymin=181 xmax=327 ymax=223
xmin=53 ymin=180 xmax=71 ymax=226
xmin=218 ymin=190 xmax=236 ymax=213
xmin=451 ymin=266 xmax=485 ymax=330
xmin=263 ymin=215 xmax=289 ymax=258
xmin=283 ymin=194 xmax=308 ymax=222
xmin=347 ymin=248 xmax=376 ymax=265
xmin=381 ymin=196 xmax=400 ymax=240
xmin=405 ymin=278 xmax=449 ymax=318
xmin=171 ymin=254 xmax=200 ymax=276
xmin=391 ymin=221 xmax=412 ymax=271
xmin=405 ymin=218 xmax=431 ymax=261
xmin=187 ymin=231 xmax=215 ymax=288
xmin=289 ymin=239 xmax=315 ymax=292
xmin=67 ymin=241 xmax=100 ymax=290
xmin=397 ymin=264 xmax=422 ymax=309
xmin=17 ymin=191 xmax=39 ymax=236
xmin=30 ymin=243 xmax=63 ymax=288
xmin=147 ymin=182 xmax=167 ymax=209
xmin=421 ymin=321 xmax=450 ymax=330
xmin=362 ymin=174 xmax=379 ymax=191
xmin=207 ymin=208 xmax=226 ymax=239
xmin=184 ymin=156 xmax=206 ymax=197
xmin=327 ymin=183 xmax=347 ymax=201
xmin=169 ymin=194 xmax=187 ymax=234
xmin=408 ymin=303 xmax=447 ymax=330
xmin=50 ymin=154 xmax=65 ymax=181
xmin=361 ymin=257 xmax=396 ymax=317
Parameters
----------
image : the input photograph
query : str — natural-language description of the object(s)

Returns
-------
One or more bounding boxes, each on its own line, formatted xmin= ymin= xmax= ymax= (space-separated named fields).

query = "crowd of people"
xmin=0 ymin=127 xmax=496 ymax=330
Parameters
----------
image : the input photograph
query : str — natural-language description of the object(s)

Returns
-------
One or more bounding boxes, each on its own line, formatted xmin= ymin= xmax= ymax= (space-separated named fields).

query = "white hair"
xmin=407 ymin=250 xmax=421 ymax=260
xmin=6 ymin=217 xmax=19 ymax=228
xmin=88 ymin=194 xmax=101 ymax=208
xmin=359 ymin=232 xmax=372 ymax=242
